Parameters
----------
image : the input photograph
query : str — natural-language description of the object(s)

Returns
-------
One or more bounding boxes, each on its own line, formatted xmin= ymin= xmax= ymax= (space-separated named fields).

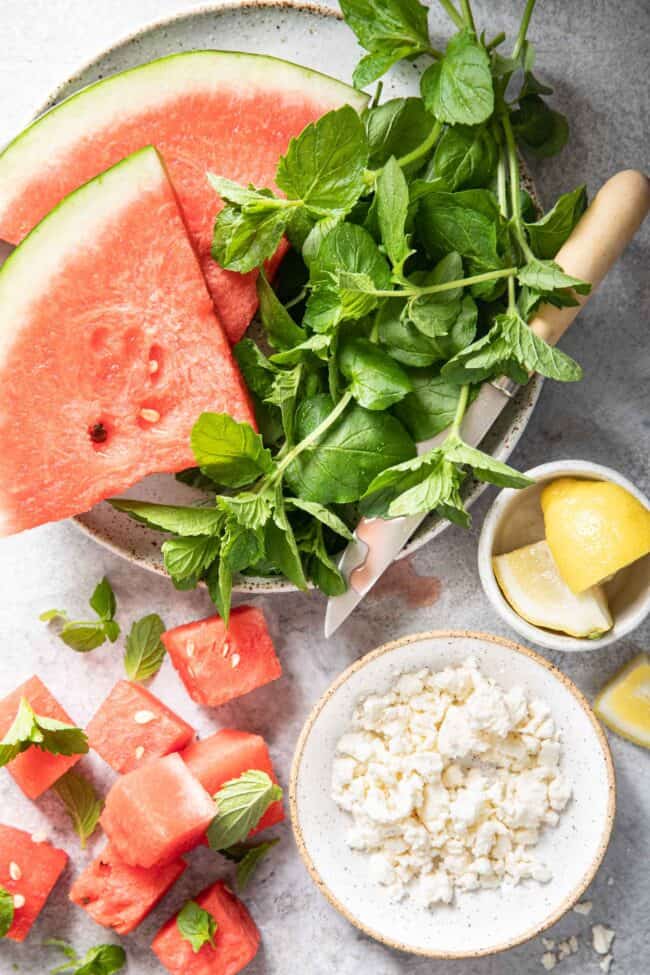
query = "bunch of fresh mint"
xmin=113 ymin=0 xmax=589 ymax=620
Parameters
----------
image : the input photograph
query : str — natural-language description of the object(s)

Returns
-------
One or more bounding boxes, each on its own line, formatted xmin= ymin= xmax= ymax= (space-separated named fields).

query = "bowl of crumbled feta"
xmin=289 ymin=631 xmax=615 ymax=958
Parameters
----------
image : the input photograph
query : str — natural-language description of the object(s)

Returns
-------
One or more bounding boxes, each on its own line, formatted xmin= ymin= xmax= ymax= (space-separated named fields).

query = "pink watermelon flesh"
xmin=152 ymin=880 xmax=260 ymax=975
xmin=100 ymin=752 xmax=216 ymax=868
xmin=0 ymin=824 xmax=68 ymax=941
xmin=86 ymin=680 xmax=195 ymax=774
xmin=0 ymin=675 xmax=82 ymax=799
xmin=181 ymin=729 xmax=283 ymax=835
xmin=161 ymin=606 xmax=282 ymax=708
xmin=0 ymin=147 xmax=255 ymax=537
xmin=0 ymin=52 xmax=366 ymax=342
xmin=70 ymin=842 xmax=186 ymax=935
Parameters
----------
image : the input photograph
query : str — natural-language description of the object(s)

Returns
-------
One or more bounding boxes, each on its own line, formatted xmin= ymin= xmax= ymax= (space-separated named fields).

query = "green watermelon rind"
xmin=0 ymin=50 xmax=368 ymax=220
xmin=0 ymin=146 xmax=166 ymax=362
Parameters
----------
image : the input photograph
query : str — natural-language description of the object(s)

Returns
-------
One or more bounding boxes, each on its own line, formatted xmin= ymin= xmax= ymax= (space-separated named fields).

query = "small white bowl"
xmin=478 ymin=460 xmax=650 ymax=652
xmin=290 ymin=630 xmax=615 ymax=959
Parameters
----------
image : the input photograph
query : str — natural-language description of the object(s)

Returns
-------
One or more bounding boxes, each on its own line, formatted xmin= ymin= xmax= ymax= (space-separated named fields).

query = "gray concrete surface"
xmin=0 ymin=2 xmax=648 ymax=974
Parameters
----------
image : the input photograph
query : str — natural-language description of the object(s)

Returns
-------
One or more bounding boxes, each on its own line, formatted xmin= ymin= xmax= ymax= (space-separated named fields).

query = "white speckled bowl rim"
xmin=290 ymin=630 xmax=616 ymax=958
xmin=478 ymin=460 xmax=650 ymax=651
xmin=28 ymin=0 xmax=543 ymax=590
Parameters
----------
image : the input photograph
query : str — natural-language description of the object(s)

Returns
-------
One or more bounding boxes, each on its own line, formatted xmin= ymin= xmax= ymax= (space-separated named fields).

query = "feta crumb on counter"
xmin=592 ymin=924 xmax=615 ymax=955
xmin=573 ymin=899 xmax=593 ymax=915
xmin=331 ymin=658 xmax=572 ymax=907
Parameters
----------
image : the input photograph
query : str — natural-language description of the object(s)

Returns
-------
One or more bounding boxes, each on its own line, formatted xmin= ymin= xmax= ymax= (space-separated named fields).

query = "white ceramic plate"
xmin=290 ymin=630 xmax=615 ymax=958
xmin=32 ymin=0 xmax=543 ymax=587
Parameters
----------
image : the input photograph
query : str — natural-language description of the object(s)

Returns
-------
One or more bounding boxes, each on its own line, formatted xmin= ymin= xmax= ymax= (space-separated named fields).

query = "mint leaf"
xmin=124 ymin=613 xmax=166 ymax=681
xmin=365 ymin=98 xmax=435 ymax=168
xmin=191 ymin=413 xmax=274 ymax=488
xmin=53 ymin=771 xmax=103 ymax=849
xmin=287 ymin=498 xmax=353 ymax=540
xmin=394 ymin=370 xmax=468 ymax=440
xmin=429 ymin=123 xmax=498 ymax=191
xmin=41 ymin=578 xmax=119 ymax=652
xmin=47 ymin=940 xmax=126 ymax=975
xmin=162 ymin=536 xmax=220 ymax=589
xmin=0 ymin=697 xmax=88 ymax=767
xmin=340 ymin=1 xmax=431 ymax=87
xmin=218 ymin=491 xmax=274 ymax=531
xmin=276 ymin=106 xmax=368 ymax=216
xmin=517 ymin=257 xmax=591 ymax=297
xmin=339 ymin=337 xmax=412 ymax=411
xmin=207 ymin=174 xmax=277 ymax=209
xmin=177 ymin=900 xmax=217 ymax=954
xmin=421 ymin=29 xmax=494 ymax=126
xmin=109 ymin=500 xmax=223 ymax=536
xmin=265 ymin=492 xmax=308 ymax=591
xmin=212 ymin=203 xmax=290 ymax=274
xmin=208 ymin=770 xmax=283 ymax=851
xmin=269 ymin=333 xmax=332 ymax=367
xmin=256 ymin=271 xmax=306 ymax=350
xmin=264 ymin=364 xmax=303 ymax=444
xmin=511 ymin=95 xmax=569 ymax=158
xmin=442 ymin=436 xmax=533 ymax=488
xmin=375 ymin=155 xmax=410 ymax=267
xmin=235 ymin=838 xmax=280 ymax=890
xmin=523 ymin=185 xmax=587 ymax=259
xmin=0 ymin=886 xmax=14 ymax=938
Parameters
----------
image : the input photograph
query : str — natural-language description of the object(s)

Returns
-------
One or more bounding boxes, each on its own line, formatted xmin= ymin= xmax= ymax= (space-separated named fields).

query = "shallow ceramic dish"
xmin=479 ymin=460 xmax=650 ymax=652
xmin=29 ymin=0 xmax=542 ymax=587
xmin=290 ymin=630 xmax=615 ymax=958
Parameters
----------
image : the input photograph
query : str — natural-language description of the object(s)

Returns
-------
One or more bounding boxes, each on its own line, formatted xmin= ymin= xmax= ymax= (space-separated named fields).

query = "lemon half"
xmin=493 ymin=539 xmax=613 ymax=639
xmin=595 ymin=653 xmax=650 ymax=748
xmin=541 ymin=478 xmax=650 ymax=593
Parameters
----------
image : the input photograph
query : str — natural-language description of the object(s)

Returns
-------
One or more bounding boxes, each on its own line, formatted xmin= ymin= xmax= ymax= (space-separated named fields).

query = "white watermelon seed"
xmin=186 ymin=640 xmax=195 ymax=658
xmin=148 ymin=359 xmax=159 ymax=374
xmin=9 ymin=862 xmax=21 ymax=881
xmin=134 ymin=710 xmax=156 ymax=725
xmin=31 ymin=831 xmax=48 ymax=844
xmin=13 ymin=894 xmax=25 ymax=909
xmin=231 ymin=653 xmax=241 ymax=669
xmin=135 ymin=745 xmax=145 ymax=760
xmin=140 ymin=408 xmax=160 ymax=423
xmin=222 ymin=640 xmax=230 ymax=658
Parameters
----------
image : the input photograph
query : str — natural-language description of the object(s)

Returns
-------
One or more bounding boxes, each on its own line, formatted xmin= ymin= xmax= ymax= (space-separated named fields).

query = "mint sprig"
xmin=53 ymin=770 xmax=103 ymax=849
xmin=208 ymin=771 xmax=283 ymax=851
xmin=176 ymin=901 xmax=217 ymax=954
xmin=0 ymin=697 xmax=88 ymax=767
xmin=41 ymin=578 xmax=120 ymax=652
xmin=46 ymin=939 xmax=126 ymax=975
xmin=124 ymin=613 xmax=166 ymax=681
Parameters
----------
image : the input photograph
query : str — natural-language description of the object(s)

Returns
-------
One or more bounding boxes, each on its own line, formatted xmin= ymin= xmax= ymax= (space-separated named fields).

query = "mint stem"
xmin=460 ymin=0 xmax=477 ymax=33
xmin=397 ymin=120 xmax=443 ymax=169
xmin=450 ymin=384 xmax=470 ymax=435
xmin=273 ymin=391 xmax=353 ymax=479
xmin=501 ymin=112 xmax=535 ymax=263
xmin=512 ymin=0 xmax=538 ymax=61
xmin=438 ymin=0 xmax=465 ymax=30
xmin=364 ymin=266 xmax=517 ymax=299
xmin=486 ymin=31 xmax=506 ymax=51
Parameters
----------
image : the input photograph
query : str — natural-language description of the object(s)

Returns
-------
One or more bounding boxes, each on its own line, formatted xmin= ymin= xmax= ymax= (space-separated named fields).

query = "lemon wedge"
xmin=541 ymin=477 xmax=650 ymax=593
xmin=595 ymin=653 xmax=650 ymax=748
xmin=493 ymin=539 xmax=613 ymax=638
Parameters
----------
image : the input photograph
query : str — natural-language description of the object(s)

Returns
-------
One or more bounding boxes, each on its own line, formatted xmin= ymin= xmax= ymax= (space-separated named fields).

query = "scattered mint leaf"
xmin=276 ymin=105 xmax=368 ymax=216
xmin=177 ymin=900 xmax=217 ymax=954
xmin=46 ymin=939 xmax=126 ymax=975
xmin=41 ymin=578 xmax=119 ymax=652
xmin=53 ymin=770 xmax=103 ymax=849
xmin=124 ymin=613 xmax=166 ymax=681
xmin=421 ymin=29 xmax=494 ymax=126
xmin=208 ymin=770 xmax=283 ymax=851
xmin=0 ymin=885 xmax=14 ymax=938
xmin=0 ymin=697 xmax=88 ymax=767
xmin=191 ymin=413 xmax=274 ymax=488
xmin=235 ymin=838 xmax=280 ymax=890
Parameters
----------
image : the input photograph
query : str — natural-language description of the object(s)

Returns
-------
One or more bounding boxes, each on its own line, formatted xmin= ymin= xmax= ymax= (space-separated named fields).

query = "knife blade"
xmin=324 ymin=170 xmax=650 ymax=637
xmin=324 ymin=380 xmax=516 ymax=638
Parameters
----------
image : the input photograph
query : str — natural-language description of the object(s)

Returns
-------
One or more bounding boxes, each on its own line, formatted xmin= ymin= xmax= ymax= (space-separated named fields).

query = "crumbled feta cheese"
xmin=592 ymin=924 xmax=615 ymax=955
xmin=573 ymin=900 xmax=593 ymax=916
xmin=332 ymin=659 xmax=571 ymax=908
xmin=541 ymin=951 xmax=557 ymax=970
xmin=542 ymin=938 xmax=555 ymax=951
xmin=599 ymin=954 xmax=613 ymax=973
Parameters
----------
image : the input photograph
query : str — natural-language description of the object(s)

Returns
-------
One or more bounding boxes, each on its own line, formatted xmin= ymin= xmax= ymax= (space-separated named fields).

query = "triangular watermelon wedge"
xmin=0 ymin=51 xmax=367 ymax=342
xmin=0 ymin=146 xmax=255 ymax=537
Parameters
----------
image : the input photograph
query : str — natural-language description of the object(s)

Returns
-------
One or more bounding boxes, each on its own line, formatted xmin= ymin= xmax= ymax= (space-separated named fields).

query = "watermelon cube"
xmin=151 ymin=881 xmax=260 ymax=975
xmin=100 ymin=753 xmax=216 ymax=868
xmin=87 ymin=680 xmax=195 ymax=774
xmin=162 ymin=606 xmax=281 ymax=708
xmin=182 ymin=730 xmax=283 ymax=835
xmin=0 ymin=675 xmax=82 ymax=799
xmin=0 ymin=824 xmax=68 ymax=941
xmin=70 ymin=842 xmax=186 ymax=935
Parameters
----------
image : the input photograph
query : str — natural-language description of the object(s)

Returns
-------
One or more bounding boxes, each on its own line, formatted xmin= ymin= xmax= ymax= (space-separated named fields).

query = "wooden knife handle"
xmin=529 ymin=169 xmax=650 ymax=347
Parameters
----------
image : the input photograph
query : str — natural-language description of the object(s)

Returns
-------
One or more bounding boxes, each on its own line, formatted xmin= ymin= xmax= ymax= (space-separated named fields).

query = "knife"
xmin=325 ymin=169 xmax=650 ymax=637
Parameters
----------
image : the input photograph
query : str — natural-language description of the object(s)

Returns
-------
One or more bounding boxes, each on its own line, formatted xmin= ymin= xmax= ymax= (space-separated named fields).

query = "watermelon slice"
xmin=0 ymin=675 xmax=82 ymax=799
xmin=181 ymin=730 xmax=283 ymax=835
xmin=100 ymin=753 xmax=216 ymax=868
xmin=86 ymin=680 xmax=195 ymax=774
xmin=0 ymin=824 xmax=68 ymax=941
xmin=151 ymin=880 xmax=260 ymax=975
xmin=0 ymin=52 xmax=367 ymax=342
xmin=69 ymin=842 xmax=186 ymax=935
xmin=0 ymin=146 xmax=255 ymax=537
xmin=162 ymin=606 xmax=281 ymax=708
